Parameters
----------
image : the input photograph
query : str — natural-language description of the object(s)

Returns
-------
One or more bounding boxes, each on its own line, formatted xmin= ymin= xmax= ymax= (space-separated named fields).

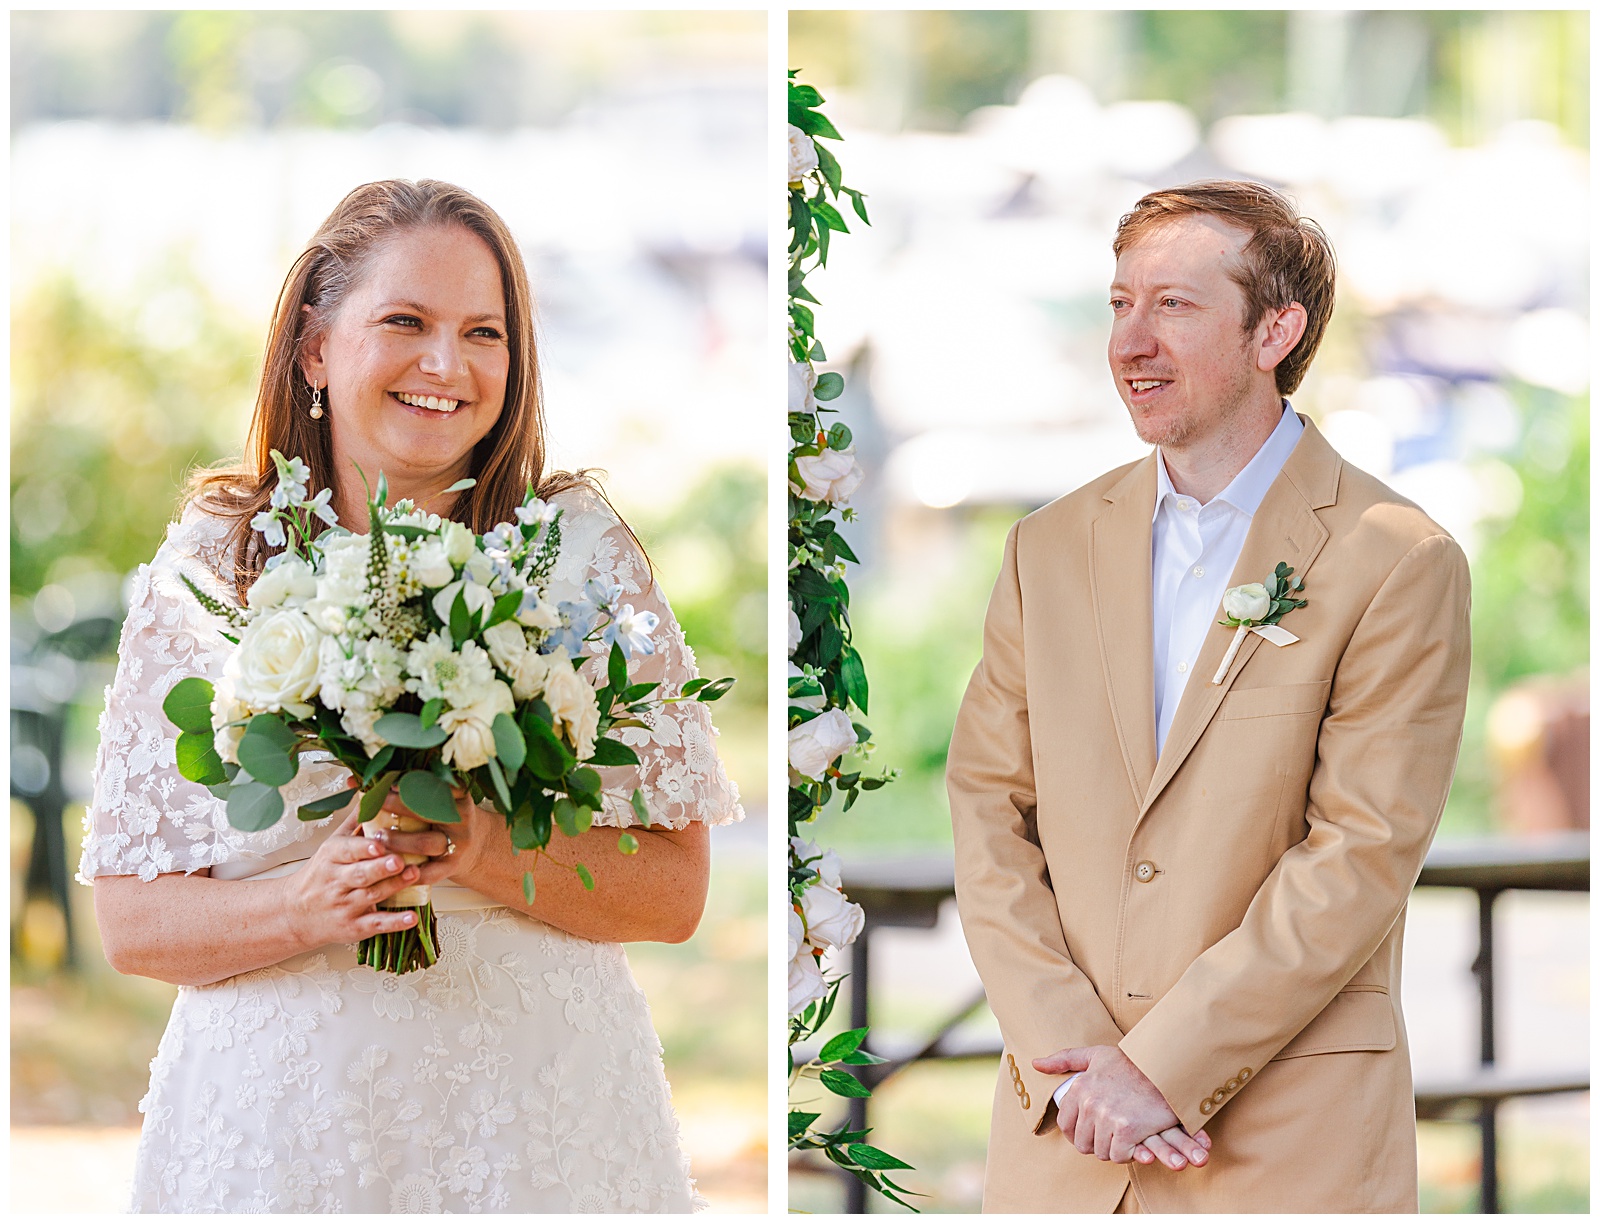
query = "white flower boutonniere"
xmin=1212 ymin=562 xmax=1308 ymax=684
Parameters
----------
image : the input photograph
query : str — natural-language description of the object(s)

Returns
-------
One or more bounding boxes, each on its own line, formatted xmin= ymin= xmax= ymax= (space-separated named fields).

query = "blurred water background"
xmin=9 ymin=11 xmax=766 ymax=1212
xmin=787 ymin=10 xmax=1587 ymax=1213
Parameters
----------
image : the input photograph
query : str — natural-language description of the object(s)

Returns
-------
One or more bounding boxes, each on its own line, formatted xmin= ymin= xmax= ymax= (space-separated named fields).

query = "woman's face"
xmin=303 ymin=223 xmax=511 ymax=504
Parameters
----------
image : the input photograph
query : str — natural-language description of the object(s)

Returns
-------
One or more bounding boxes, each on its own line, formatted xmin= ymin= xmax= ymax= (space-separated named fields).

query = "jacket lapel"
xmin=1089 ymin=455 xmax=1159 ymax=809
xmin=1139 ymin=418 xmax=1342 ymax=818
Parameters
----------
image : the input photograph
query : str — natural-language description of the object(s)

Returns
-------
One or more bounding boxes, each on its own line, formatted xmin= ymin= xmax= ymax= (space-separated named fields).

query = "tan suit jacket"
xmin=948 ymin=419 xmax=1471 ymax=1212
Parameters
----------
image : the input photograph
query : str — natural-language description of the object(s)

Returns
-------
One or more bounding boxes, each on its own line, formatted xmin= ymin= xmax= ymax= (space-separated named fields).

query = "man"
xmin=947 ymin=181 xmax=1470 ymax=1213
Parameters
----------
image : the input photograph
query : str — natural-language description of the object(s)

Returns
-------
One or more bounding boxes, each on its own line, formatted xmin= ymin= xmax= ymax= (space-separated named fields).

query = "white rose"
xmin=1223 ymin=582 xmax=1272 ymax=623
xmin=442 ymin=521 xmax=475 ymax=567
xmin=482 ymin=620 xmax=529 ymax=672
xmin=247 ymin=555 xmax=317 ymax=611
xmin=438 ymin=680 xmax=514 ymax=771
xmin=788 ymin=946 xmax=829 ymax=1016
xmin=793 ymin=447 xmax=865 ymax=507
xmin=210 ymin=674 xmax=250 ymax=764
xmin=409 ymin=539 xmax=454 ymax=588
xmin=791 ymin=835 xmax=843 ymax=890
xmin=788 ymin=706 xmax=856 ymax=779
xmin=788 ymin=361 xmax=817 ymax=415
xmin=542 ymin=658 xmax=601 ymax=760
xmin=787 ymin=603 xmax=802 ymax=656
xmin=232 ymin=608 xmax=323 ymax=718
xmin=801 ymin=879 xmax=865 ymax=951
xmin=788 ymin=123 xmax=819 ymax=186
xmin=788 ymin=905 xmax=806 ymax=963
xmin=432 ymin=579 xmax=493 ymax=628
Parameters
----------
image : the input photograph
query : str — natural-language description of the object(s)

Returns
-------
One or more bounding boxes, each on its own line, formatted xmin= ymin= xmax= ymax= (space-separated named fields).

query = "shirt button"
xmin=1176 ymin=661 xmax=1188 ymax=674
xmin=1177 ymin=499 xmax=1193 ymax=512
xmin=1134 ymin=861 xmax=1156 ymax=883
xmin=1192 ymin=565 xmax=1204 ymax=577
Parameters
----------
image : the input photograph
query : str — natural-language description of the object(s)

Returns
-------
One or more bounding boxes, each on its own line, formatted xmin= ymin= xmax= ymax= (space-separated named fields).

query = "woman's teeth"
xmin=394 ymin=392 xmax=461 ymax=413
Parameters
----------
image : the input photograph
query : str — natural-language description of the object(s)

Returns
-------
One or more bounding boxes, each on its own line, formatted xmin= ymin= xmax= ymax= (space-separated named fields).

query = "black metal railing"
xmin=797 ymin=834 xmax=1588 ymax=1213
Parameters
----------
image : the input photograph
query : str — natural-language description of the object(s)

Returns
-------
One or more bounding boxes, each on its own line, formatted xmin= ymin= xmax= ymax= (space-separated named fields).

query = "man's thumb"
xmin=1032 ymin=1047 xmax=1090 ymax=1074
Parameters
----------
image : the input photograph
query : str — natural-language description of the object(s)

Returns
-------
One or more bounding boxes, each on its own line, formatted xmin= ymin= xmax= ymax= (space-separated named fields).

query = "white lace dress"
xmin=77 ymin=487 xmax=743 ymax=1214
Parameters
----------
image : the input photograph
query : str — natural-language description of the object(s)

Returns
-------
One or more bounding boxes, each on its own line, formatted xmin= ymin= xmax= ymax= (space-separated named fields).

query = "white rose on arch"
xmin=788 ymin=123 xmax=819 ymax=186
xmin=788 ymin=942 xmax=829 ymax=1016
xmin=792 ymin=445 xmax=865 ymax=507
xmin=801 ymin=879 xmax=865 ymax=951
xmin=788 ymin=361 xmax=818 ymax=415
xmin=791 ymin=834 xmax=843 ymax=890
xmin=787 ymin=603 xmax=803 ymax=656
xmin=788 ymin=706 xmax=857 ymax=779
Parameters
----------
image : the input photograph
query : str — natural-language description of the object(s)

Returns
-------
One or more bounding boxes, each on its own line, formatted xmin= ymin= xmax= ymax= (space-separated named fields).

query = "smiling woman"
xmin=78 ymin=179 xmax=743 ymax=1213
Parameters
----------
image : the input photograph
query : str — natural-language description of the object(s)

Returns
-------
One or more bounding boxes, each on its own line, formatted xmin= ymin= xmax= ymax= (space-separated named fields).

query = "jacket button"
xmin=1226 ymin=1078 xmax=1239 ymax=1092
xmin=1212 ymin=1089 xmax=1226 ymax=1104
xmin=1134 ymin=861 xmax=1156 ymax=883
xmin=1199 ymin=1099 xmax=1213 ymax=1115
xmin=1239 ymin=1067 xmax=1253 ymax=1081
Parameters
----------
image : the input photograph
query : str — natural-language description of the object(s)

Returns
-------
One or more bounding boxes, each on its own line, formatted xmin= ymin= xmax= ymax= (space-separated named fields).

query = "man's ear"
xmin=299 ymin=303 xmax=327 ymax=387
xmin=1256 ymin=302 xmax=1308 ymax=376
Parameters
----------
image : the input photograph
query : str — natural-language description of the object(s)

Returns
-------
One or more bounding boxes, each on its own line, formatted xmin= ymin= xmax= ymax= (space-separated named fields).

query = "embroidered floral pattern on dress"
xmin=80 ymin=491 xmax=734 ymax=1212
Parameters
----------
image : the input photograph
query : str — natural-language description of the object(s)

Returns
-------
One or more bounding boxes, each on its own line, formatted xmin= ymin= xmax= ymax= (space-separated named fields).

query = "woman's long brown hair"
xmin=191 ymin=179 xmax=637 ymax=601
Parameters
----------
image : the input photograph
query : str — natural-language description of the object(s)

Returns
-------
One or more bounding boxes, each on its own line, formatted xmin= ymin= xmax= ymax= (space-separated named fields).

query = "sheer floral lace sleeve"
xmin=549 ymin=488 xmax=744 ymax=832
xmin=75 ymin=503 xmax=349 ymax=884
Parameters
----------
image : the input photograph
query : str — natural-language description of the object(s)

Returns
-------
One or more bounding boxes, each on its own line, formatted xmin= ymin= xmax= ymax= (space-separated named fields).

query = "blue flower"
xmin=600 ymin=605 xmax=659 ymax=660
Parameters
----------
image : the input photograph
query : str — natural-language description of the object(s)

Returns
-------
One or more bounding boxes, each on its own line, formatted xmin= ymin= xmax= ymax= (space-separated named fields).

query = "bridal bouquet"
xmin=163 ymin=451 xmax=730 ymax=973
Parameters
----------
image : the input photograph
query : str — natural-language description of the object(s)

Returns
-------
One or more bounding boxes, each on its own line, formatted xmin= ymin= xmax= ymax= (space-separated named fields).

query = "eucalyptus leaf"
xmin=297 ymin=788 xmax=356 ymax=821
xmin=492 ymin=712 xmax=526 ymax=774
xmin=175 ymin=730 xmax=227 ymax=786
xmin=359 ymin=772 xmax=398 ymax=823
xmin=162 ymin=676 xmax=216 ymax=735
xmin=373 ymin=711 xmax=448 ymax=749
xmin=399 ymin=770 xmax=460 ymax=824
xmin=226 ymin=781 xmax=285 ymax=832
xmin=575 ymin=863 xmax=595 ymax=891
xmin=237 ymin=715 xmax=300 ymax=787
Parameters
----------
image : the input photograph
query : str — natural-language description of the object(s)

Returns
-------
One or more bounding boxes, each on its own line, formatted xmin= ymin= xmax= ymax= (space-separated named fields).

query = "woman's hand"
xmin=370 ymin=785 xmax=709 ymax=943
xmin=370 ymin=785 xmax=487 ymax=886
xmin=282 ymin=799 xmax=431 ymax=947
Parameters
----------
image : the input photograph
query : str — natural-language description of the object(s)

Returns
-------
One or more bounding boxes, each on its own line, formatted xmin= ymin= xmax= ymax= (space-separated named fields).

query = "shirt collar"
xmin=1153 ymin=402 xmax=1304 ymax=522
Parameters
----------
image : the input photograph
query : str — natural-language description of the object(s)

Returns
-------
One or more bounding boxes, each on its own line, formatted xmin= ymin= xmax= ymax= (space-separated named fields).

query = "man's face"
xmin=1108 ymin=213 xmax=1267 ymax=450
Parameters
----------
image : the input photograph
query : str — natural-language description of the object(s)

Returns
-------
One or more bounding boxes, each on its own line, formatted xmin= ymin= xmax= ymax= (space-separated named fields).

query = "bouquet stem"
xmin=358 ymin=900 xmax=438 ymax=973
xmin=357 ymin=808 xmax=440 ymax=974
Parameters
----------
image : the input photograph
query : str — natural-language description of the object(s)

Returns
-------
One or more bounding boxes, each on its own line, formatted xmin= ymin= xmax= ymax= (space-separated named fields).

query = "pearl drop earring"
xmin=309 ymin=382 xmax=324 ymax=420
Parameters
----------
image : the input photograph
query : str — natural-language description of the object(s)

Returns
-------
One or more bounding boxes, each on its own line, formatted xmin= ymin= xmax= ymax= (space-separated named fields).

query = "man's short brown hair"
xmin=1113 ymin=180 xmax=1336 ymax=396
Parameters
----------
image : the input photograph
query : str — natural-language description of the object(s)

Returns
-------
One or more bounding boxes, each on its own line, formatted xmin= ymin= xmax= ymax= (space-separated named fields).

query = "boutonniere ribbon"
xmin=1212 ymin=562 xmax=1308 ymax=684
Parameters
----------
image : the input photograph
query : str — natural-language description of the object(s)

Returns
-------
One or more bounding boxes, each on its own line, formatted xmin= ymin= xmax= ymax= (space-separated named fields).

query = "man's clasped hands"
xmin=1034 ymin=1046 xmax=1212 ymax=1172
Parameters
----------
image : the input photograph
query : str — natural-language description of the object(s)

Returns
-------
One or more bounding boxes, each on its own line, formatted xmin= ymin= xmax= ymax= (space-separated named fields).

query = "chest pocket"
xmin=1218 ymin=680 xmax=1331 ymax=721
